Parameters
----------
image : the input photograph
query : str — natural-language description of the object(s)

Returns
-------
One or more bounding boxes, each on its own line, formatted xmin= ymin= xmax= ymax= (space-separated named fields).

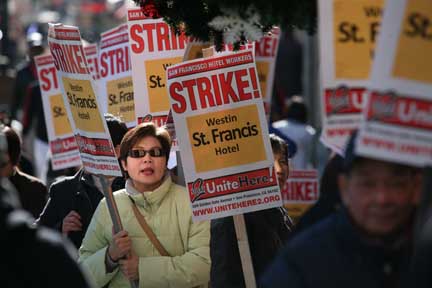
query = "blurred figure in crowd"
xmin=0 ymin=126 xmax=92 ymax=288
xmin=37 ymin=114 xmax=128 ymax=249
xmin=292 ymin=153 xmax=343 ymax=235
xmin=11 ymin=25 xmax=47 ymax=180
xmin=11 ymin=26 xmax=45 ymax=122
xmin=210 ymin=134 xmax=293 ymax=288
xmin=272 ymin=95 xmax=316 ymax=169
xmin=0 ymin=125 xmax=47 ymax=218
xmin=260 ymin=131 xmax=422 ymax=288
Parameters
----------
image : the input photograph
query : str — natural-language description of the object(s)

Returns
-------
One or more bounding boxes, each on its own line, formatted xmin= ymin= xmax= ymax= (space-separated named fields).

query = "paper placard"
xmin=167 ymin=50 xmax=282 ymax=221
xmin=35 ymin=53 xmax=82 ymax=170
xmin=48 ymin=23 xmax=122 ymax=176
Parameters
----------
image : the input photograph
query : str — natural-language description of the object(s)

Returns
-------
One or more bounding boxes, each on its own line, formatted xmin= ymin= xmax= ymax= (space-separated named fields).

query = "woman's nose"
xmin=142 ymin=153 xmax=152 ymax=162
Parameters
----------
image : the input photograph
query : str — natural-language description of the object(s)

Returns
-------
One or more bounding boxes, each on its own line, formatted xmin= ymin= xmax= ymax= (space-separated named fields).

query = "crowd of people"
xmin=1 ymin=111 xmax=430 ymax=287
xmin=0 ymin=20 xmax=430 ymax=288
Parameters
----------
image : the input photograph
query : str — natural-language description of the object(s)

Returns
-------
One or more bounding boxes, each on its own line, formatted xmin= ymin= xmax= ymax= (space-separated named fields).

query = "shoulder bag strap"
xmin=130 ymin=199 xmax=170 ymax=257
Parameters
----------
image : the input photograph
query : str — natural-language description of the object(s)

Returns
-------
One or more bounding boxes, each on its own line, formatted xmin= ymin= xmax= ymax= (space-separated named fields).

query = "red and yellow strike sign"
xmin=62 ymin=77 xmax=105 ymax=133
xmin=145 ymin=56 xmax=183 ymax=113
xmin=49 ymin=93 xmax=72 ymax=136
xmin=107 ymin=76 xmax=135 ymax=122
xmin=333 ymin=0 xmax=384 ymax=79
xmin=187 ymin=105 xmax=266 ymax=173
xmin=392 ymin=0 xmax=432 ymax=84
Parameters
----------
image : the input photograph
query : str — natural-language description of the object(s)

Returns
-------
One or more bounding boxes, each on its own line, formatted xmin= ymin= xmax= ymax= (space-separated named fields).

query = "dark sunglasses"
xmin=128 ymin=147 xmax=164 ymax=158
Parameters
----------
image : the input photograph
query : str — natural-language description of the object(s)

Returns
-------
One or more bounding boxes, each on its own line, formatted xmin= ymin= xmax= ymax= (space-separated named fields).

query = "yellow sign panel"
xmin=256 ymin=61 xmax=269 ymax=99
xmin=107 ymin=76 xmax=135 ymax=122
xmin=187 ymin=105 xmax=266 ymax=173
xmin=392 ymin=0 xmax=432 ymax=84
xmin=50 ymin=93 xmax=72 ymax=136
xmin=145 ymin=56 xmax=183 ymax=113
xmin=62 ymin=77 xmax=105 ymax=133
xmin=333 ymin=0 xmax=383 ymax=79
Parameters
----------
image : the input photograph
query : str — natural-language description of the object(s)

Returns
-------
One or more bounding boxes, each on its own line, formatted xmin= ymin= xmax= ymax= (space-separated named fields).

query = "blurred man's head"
xmin=27 ymin=32 xmax=45 ymax=59
xmin=285 ymin=95 xmax=308 ymax=124
xmin=270 ymin=134 xmax=290 ymax=190
xmin=0 ymin=126 xmax=21 ymax=177
xmin=338 ymin=132 xmax=421 ymax=237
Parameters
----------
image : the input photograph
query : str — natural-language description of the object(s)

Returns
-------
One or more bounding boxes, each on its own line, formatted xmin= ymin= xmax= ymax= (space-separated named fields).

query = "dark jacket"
xmin=37 ymin=168 xmax=125 ymax=248
xmin=9 ymin=168 xmax=47 ymax=219
xmin=210 ymin=208 xmax=291 ymax=288
xmin=0 ymin=178 xmax=91 ymax=288
xmin=260 ymin=209 xmax=413 ymax=288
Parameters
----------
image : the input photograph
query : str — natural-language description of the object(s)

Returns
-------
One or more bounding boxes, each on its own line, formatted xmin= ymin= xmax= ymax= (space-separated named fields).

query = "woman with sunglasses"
xmin=79 ymin=122 xmax=210 ymax=288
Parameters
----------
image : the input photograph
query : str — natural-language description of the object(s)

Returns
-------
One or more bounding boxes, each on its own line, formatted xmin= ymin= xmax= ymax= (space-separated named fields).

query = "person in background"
xmin=0 ymin=126 xmax=92 ymax=288
xmin=292 ymin=153 xmax=344 ymax=235
xmin=36 ymin=114 xmax=128 ymax=249
xmin=272 ymin=95 xmax=316 ymax=169
xmin=11 ymin=28 xmax=45 ymax=122
xmin=210 ymin=134 xmax=293 ymax=288
xmin=260 ymin=131 xmax=422 ymax=288
xmin=0 ymin=125 xmax=47 ymax=218
xmin=21 ymin=81 xmax=49 ymax=183
xmin=79 ymin=122 xmax=210 ymax=287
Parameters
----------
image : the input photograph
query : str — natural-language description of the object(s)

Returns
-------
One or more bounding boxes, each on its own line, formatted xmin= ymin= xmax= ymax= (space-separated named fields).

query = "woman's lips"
xmin=140 ymin=167 xmax=154 ymax=175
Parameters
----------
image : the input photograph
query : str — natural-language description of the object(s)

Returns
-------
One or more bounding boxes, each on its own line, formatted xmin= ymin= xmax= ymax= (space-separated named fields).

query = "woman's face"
xmin=121 ymin=136 xmax=167 ymax=192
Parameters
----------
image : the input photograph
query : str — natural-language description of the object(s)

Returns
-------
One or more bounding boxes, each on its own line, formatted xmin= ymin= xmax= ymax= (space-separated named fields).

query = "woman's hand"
xmin=108 ymin=230 xmax=131 ymax=261
xmin=119 ymin=251 xmax=139 ymax=281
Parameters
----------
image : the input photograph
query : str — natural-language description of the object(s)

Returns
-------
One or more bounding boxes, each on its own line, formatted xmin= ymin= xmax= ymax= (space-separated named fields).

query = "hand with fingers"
xmin=108 ymin=230 xmax=132 ymax=262
xmin=120 ymin=250 xmax=139 ymax=281
xmin=62 ymin=210 xmax=82 ymax=236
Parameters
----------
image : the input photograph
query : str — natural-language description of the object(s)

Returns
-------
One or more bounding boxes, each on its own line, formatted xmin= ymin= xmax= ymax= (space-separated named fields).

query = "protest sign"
xmin=35 ymin=53 xmax=81 ymax=170
xmin=127 ymin=8 xmax=187 ymax=127
xmin=48 ymin=23 xmax=122 ymax=176
xmin=167 ymin=50 xmax=282 ymax=221
xmin=99 ymin=24 xmax=136 ymax=127
xmin=254 ymin=27 xmax=280 ymax=120
xmin=281 ymin=169 xmax=319 ymax=222
xmin=357 ymin=0 xmax=432 ymax=167
xmin=84 ymin=43 xmax=100 ymax=81
xmin=319 ymin=0 xmax=384 ymax=152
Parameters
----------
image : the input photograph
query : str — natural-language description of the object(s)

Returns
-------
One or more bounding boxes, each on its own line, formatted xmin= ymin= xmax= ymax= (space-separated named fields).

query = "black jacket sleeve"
xmin=210 ymin=217 xmax=246 ymax=288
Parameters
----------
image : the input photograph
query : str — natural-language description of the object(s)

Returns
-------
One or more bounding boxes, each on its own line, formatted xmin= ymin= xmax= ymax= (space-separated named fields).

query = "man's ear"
xmin=338 ymin=174 xmax=349 ymax=207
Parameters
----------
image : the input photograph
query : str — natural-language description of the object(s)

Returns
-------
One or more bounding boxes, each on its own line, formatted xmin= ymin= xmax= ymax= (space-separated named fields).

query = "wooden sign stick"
xmin=97 ymin=175 xmax=139 ymax=288
xmin=202 ymin=46 xmax=257 ymax=288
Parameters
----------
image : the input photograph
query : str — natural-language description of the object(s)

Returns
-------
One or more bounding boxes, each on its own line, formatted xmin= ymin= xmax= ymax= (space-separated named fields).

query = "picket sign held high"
xmin=202 ymin=46 xmax=257 ymax=288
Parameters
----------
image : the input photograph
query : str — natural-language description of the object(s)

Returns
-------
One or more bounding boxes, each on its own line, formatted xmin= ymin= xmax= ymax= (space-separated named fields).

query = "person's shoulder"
xmin=15 ymin=60 xmax=31 ymax=73
xmin=272 ymin=119 xmax=289 ymax=129
xmin=50 ymin=172 xmax=79 ymax=186
xmin=287 ymin=212 xmax=340 ymax=252
xmin=15 ymin=170 xmax=46 ymax=188
xmin=48 ymin=172 xmax=80 ymax=196
xmin=306 ymin=125 xmax=316 ymax=136
xmin=112 ymin=188 xmax=128 ymax=199
xmin=169 ymin=183 xmax=189 ymax=202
